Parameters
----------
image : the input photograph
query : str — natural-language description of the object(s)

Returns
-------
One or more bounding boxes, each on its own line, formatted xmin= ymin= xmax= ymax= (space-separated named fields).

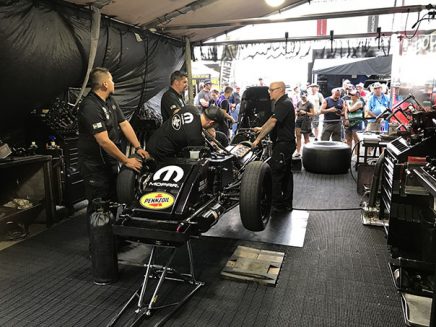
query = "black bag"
xmin=89 ymin=198 xmax=118 ymax=285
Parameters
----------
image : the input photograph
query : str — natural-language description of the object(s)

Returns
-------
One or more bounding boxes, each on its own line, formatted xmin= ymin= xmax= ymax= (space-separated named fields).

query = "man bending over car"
xmin=147 ymin=105 xmax=225 ymax=161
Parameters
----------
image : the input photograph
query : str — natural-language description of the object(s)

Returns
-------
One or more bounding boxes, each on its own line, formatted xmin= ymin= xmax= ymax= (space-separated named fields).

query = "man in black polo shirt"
xmin=78 ymin=67 xmax=149 ymax=211
xmin=160 ymin=70 xmax=188 ymax=122
xmin=252 ymin=81 xmax=296 ymax=212
xmin=147 ymin=105 xmax=225 ymax=161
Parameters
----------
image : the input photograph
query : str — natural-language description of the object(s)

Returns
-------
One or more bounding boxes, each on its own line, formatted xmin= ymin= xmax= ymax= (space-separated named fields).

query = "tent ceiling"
xmin=313 ymin=55 xmax=393 ymax=76
xmin=63 ymin=0 xmax=305 ymax=42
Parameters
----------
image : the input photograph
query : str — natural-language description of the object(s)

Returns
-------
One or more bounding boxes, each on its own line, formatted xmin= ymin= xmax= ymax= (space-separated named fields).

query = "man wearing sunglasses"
xmin=252 ymin=81 xmax=296 ymax=213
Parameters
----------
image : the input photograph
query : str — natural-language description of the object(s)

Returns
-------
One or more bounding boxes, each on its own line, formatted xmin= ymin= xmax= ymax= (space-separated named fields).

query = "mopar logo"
xmin=148 ymin=181 xmax=179 ymax=188
xmin=153 ymin=165 xmax=184 ymax=182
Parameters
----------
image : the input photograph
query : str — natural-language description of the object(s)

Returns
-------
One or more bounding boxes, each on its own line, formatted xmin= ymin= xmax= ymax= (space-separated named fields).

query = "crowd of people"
xmin=288 ymin=79 xmax=392 ymax=158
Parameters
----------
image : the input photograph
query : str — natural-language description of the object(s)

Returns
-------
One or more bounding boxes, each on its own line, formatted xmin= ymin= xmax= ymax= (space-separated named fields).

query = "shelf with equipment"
xmin=0 ymin=155 xmax=56 ymax=232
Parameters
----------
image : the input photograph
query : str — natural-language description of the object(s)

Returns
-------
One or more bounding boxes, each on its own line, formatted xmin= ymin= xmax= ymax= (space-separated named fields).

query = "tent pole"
xmin=185 ymin=38 xmax=194 ymax=105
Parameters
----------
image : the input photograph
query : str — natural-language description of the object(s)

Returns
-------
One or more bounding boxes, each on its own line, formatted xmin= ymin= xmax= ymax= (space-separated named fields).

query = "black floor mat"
xmin=0 ymin=171 xmax=404 ymax=326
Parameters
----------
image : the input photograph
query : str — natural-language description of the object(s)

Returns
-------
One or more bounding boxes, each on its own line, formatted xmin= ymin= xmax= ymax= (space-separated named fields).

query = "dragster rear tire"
xmin=116 ymin=167 xmax=137 ymax=206
xmin=240 ymin=161 xmax=272 ymax=231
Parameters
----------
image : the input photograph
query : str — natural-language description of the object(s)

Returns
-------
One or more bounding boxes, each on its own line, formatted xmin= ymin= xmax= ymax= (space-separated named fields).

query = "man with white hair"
xmin=367 ymin=82 xmax=390 ymax=118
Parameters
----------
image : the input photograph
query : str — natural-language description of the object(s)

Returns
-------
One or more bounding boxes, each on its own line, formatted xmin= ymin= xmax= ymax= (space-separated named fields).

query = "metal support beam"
xmin=185 ymin=38 xmax=194 ymax=105
xmin=142 ymin=0 xmax=219 ymax=30
xmin=195 ymin=29 xmax=436 ymax=46
xmin=203 ymin=0 xmax=308 ymax=44
xmin=160 ymin=5 xmax=426 ymax=31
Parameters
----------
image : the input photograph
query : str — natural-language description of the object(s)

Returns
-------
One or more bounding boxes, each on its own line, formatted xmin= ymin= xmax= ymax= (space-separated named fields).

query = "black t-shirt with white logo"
xmin=147 ymin=106 xmax=205 ymax=160
xmin=161 ymin=87 xmax=185 ymax=122
xmin=78 ymin=92 xmax=126 ymax=167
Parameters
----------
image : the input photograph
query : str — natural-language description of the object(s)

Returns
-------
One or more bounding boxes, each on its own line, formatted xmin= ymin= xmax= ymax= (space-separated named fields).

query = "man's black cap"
xmin=204 ymin=105 xmax=225 ymax=124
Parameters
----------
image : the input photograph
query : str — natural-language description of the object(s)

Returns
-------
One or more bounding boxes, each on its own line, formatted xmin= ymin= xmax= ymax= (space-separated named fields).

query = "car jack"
xmin=107 ymin=240 xmax=204 ymax=327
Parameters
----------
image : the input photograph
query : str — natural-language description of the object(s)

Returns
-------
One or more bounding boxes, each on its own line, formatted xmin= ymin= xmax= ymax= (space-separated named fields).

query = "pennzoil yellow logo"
xmin=139 ymin=192 xmax=175 ymax=210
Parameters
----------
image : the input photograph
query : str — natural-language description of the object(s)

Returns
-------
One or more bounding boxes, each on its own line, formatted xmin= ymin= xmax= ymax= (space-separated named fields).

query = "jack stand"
xmin=107 ymin=240 xmax=204 ymax=327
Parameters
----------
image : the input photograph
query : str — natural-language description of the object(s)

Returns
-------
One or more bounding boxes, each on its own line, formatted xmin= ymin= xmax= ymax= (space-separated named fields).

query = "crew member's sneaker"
xmin=292 ymin=152 xmax=301 ymax=158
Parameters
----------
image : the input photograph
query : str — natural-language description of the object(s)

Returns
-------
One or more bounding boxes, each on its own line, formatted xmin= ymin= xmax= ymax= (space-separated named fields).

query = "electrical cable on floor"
xmin=292 ymin=207 xmax=361 ymax=211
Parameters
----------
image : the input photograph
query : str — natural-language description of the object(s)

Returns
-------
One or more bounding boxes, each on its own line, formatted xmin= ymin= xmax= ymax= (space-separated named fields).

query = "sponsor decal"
xmin=153 ymin=165 xmax=184 ymax=182
xmin=92 ymin=122 xmax=103 ymax=130
xmin=182 ymin=112 xmax=194 ymax=124
xmin=172 ymin=114 xmax=182 ymax=130
xmin=198 ymin=178 xmax=207 ymax=191
xmin=139 ymin=192 xmax=175 ymax=210
xmin=172 ymin=112 xmax=194 ymax=130
xmin=148 ymin=181 xmax=180 ymax=188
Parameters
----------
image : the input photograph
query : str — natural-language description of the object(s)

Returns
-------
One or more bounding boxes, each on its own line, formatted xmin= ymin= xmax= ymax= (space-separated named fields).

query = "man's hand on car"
xmin=124 ymin=157 xmax=142 ymax=172
xmin=136 ymin=148 xmax=150 ymax=160
xmin=252 ymin=140 xmax=260 ymax=149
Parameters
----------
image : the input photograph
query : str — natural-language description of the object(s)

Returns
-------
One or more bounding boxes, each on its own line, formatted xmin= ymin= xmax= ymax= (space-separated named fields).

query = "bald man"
xmin=252 ymin=81 xmax=296 ymax=213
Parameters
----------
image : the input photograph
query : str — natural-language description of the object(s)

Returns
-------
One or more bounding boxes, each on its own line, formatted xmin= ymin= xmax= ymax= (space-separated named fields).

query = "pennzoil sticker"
xmin=139 ymin=192 xmax=175 ymax=210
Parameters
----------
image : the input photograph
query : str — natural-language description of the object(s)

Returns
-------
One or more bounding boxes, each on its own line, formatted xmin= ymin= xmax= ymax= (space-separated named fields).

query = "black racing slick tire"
xmin=240 ymin=161 xmax=272 ymax=231
xmin=302 ymin=141 xmax=351 ymax=174
xmin=116 ymin=167 xmax=137 ymax=206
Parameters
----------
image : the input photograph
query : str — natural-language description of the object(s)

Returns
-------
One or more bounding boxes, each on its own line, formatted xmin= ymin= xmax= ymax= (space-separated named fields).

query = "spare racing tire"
xmin=116 ymin=167 xmax=137 ymax=206
xmin=240 ymin=161 xmax=272 ymax=231
xmin=302 ymin=141 xmax=351 ymax=174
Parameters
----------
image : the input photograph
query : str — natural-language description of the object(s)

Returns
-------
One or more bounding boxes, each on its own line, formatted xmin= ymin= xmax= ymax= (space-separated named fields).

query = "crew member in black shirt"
xmin=252 ymin=81 xmax=296 ymax=213
xmin=78 ymin=67 xmax=149 ymax=215
xmin=160 ymin=70 xmax=188 ymax=122
xmin=147 ymin=105 xmax=225 ymax=161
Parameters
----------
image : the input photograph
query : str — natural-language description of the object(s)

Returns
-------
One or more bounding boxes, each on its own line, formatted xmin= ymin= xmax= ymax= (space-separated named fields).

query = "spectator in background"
xmin=258 ymin=78 xmax=265 ymax=86
xmin=294 ymin=90 xmax=315 ymax=158
xmin=340 ymin=79 xmax=351 ymax=98
xmin=290 ymin=85 xmax=300 ymax=109
xmin=216 ymin=86 xmax=236 ymax=138
xmin=344 ymin=89 xmax=365 ymax=156
xmin=229 ymin=85 xmax=241 ymax=106
xmin=356 ymin=82 xmax=367 ymax=98
xmin=160 ymin=70 xmax=187 ymax=122
xmin=209 ymin=89 xmax=220 ymax=106
xmin=220 ymin=81 xmax=230 ymax=95
xmin=194 ymin=79 xmax=212 ymax=110
xmin=307 ymin=83 xmax=324 ymax=141
xmin=320 ymin=88 xmax=344 ymax=141
xmin=193 ymin=82 xmax=204 ymax=104
xmin=366 ymin=82 xmax=391 ymax=132
xmin=230 ymin=102 xmax=240 ymax=136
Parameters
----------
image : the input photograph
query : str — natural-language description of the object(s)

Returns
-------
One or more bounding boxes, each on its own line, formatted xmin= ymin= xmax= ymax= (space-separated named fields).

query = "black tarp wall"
xmin=0 ymin=0 xmax=184 ymax=135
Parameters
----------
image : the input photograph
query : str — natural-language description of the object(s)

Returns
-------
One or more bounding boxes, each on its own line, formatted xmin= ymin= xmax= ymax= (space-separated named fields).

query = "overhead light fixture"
xmin=265 ymin=0 xmax=285 ymax=7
